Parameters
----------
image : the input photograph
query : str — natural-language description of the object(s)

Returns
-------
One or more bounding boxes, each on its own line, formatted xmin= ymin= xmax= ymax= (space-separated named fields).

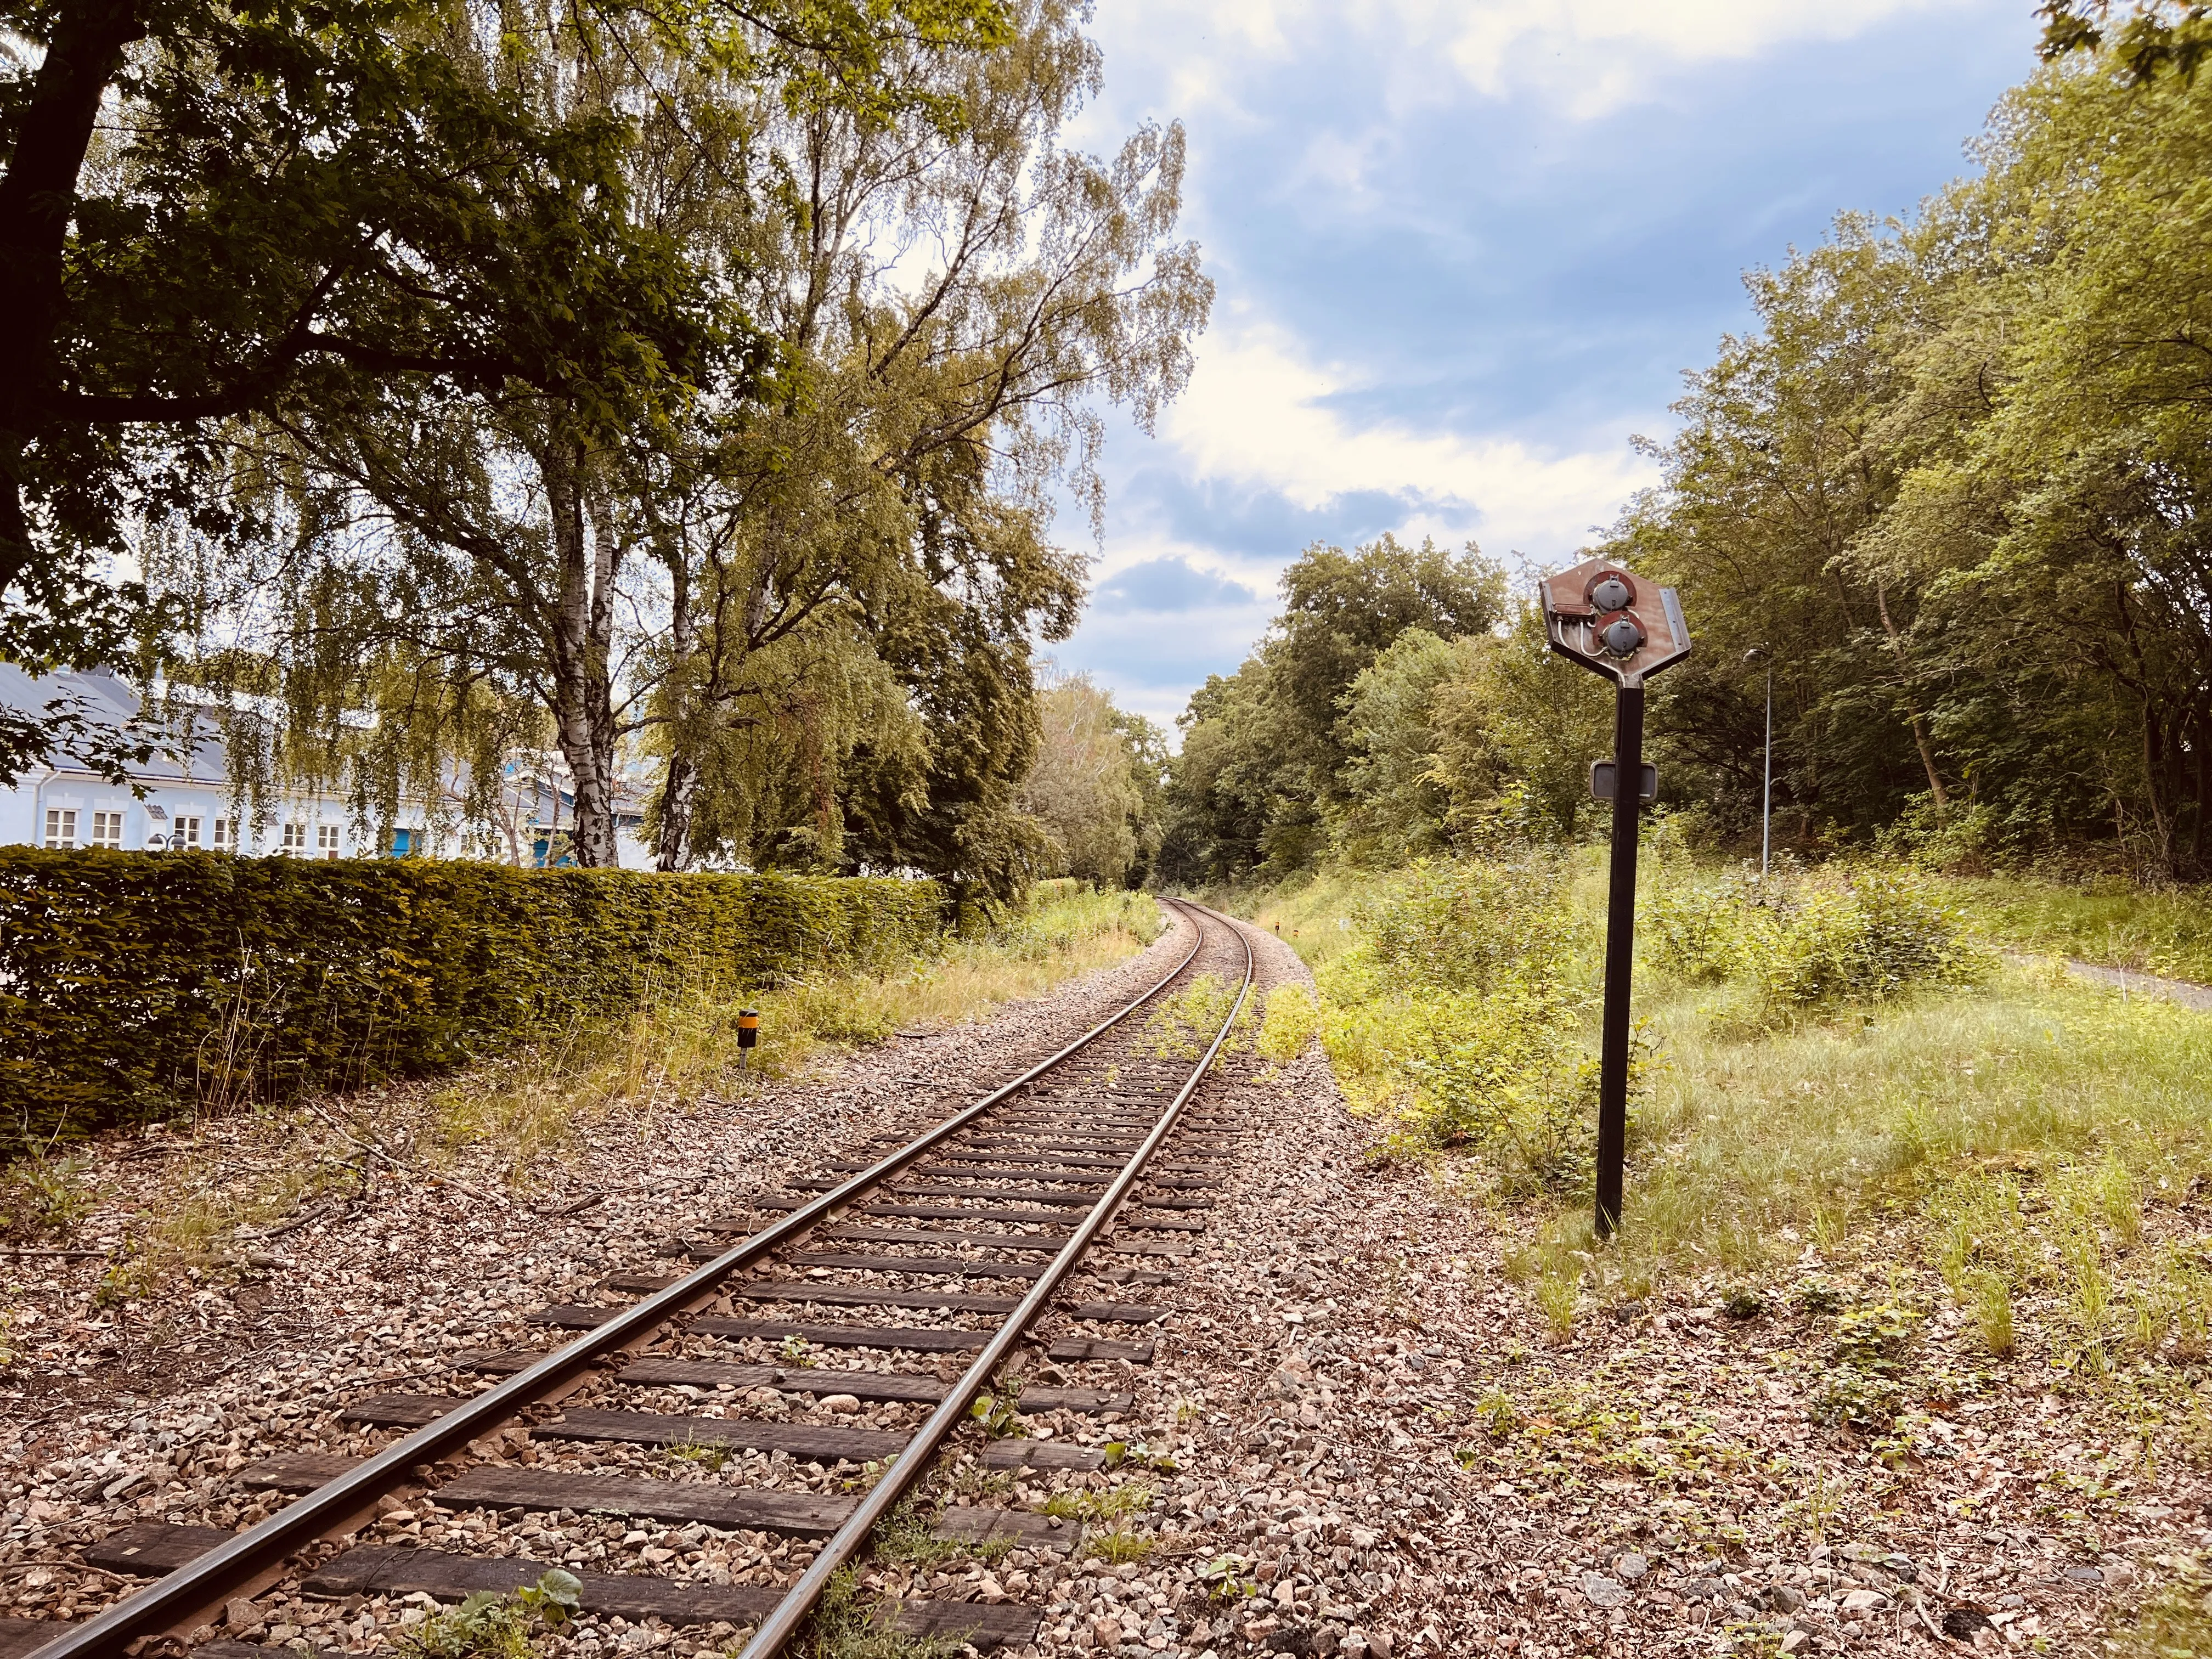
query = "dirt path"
xmin=2064 ymin=958 xmax=2212 ymax=1013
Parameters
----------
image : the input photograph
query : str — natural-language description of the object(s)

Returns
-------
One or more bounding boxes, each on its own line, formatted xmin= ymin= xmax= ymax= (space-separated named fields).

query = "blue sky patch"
xmin=1036 ymin=0 xmax=2040 ymax=726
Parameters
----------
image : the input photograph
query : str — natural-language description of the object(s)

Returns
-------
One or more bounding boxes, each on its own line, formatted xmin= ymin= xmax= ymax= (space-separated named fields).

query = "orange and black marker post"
xmin=737 ymin=1008 xmax=760 ymax=1069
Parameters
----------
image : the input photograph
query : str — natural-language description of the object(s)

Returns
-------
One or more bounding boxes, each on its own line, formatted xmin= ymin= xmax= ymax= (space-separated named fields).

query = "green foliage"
xmin=398 ymin=1572 xmax=580 ymax=1659
xmin=1971 ymin=1272 xmax=2016 ymax=1358
xmin=0 ymin=1153 xmax=92 ymax=1241
xmin=1645 ymin=866 xmax=1988 ymax=1013
xmin=870 ymin=1498 xmax=973 ymax=1571
xmin=1796 ymin=1278 xmax=1846 ymax=1316
xmin=1753 ymin=872 xmax=1988 ymax=1009
xmin=1933 ymin=875 xmax=2212 ymax=984
xmin=1018 ymin=675 xmax=1163 ymax=888
xmin=1359 ymin=856 xmax=1577 ymax=996
xmin=805 ymin=1566 xmax=966 ymax=1659
xmin=967 ymin=1385 xmax=1024 ymax=1437
xmin=1293 ymin=857 xmax=1616 ymax=1192
xmin=1812 ymin=1299 xmax=1921 ymax=1431
xmin=1330 ymin=629 xmax=1471 ymax=866
xmin=1929 ymin=1170 xmax=2028 ymax=1301
xmin=1142 ymin=973 xmax=1251 ymax=1063
xmin=1619 ymin=38 xmax=2212 ymax=878
xmin=1832 ymin=1300 xmax=1921 ymax=1368
xmin=0 ymin=849 xmax=943 ymax=1154
xmin=1197 ymin=1553 xmax=1262 ymax=1602
xmin=1255 ymin=983 xmax=1319 ymax=1063
xmin=25 ymin=0 xmax=1207 ymax=900
xmin=1475 ymin=1387 xmax=1523 ymax=1440
xmin=1083 ymin=1522 xmax=1154 ymax=1564
xmin=1159 ymin=534 xmax=1508 ymax=884
xmin=6 ymin=0 xmax=1023 ymax=790
xmin=1041 ymin=1479 xmax=1155 ymax=1524
xmin=2103 ymin=1573 xmax=2212 ymax=1659
xmin=1722 ymin=1288 xmax=1767 ymax=1321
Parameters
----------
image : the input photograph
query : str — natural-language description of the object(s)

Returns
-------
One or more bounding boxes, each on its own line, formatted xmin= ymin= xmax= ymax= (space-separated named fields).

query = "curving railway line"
xmin=17 ymin=898 xmax=1257 ymax=1659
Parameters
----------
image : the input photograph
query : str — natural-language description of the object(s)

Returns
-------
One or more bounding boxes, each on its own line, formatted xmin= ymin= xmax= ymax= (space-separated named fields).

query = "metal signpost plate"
xmin=1589 ymin=760 xmax=1658 ymax=804
xmin=1541 ymin=557 xmax=1691 ymax=689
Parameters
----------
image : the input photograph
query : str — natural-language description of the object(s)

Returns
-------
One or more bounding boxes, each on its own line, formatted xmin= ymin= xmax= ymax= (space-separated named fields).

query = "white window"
xmin=89 ymin=810 xmax=126 ymax=849
xmin=280 ymin=821 xmax=306 ymax=854
xmin=174 ymin=816 xmax=201 ymax=849
xmin=43 ymin=808 xmax=76 ymax=849
xmin=316 ymin=823 xmax=341 ymax=859
xmin=211 ymin=817 xmax=235 ymax=851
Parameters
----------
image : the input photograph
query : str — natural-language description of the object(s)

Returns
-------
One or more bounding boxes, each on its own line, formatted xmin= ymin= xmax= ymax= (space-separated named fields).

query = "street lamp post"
xmin=1745 ymin=647 xmax=1772 ymax=877
xmin=1541 ymin=557 xmax=1692 ymax=1240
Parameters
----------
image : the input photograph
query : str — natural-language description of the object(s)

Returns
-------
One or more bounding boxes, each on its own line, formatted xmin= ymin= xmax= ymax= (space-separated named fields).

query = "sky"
xmin=1043 ymin=0 xmax=2043 ymax=729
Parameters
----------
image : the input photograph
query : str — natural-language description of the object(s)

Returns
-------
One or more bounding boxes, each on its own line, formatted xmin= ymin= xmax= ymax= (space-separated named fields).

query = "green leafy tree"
xmin=1159 ymin=534 xmax=1505 ymax=883
xmin=1017 ymin=672 xmax=1156 ymax=887
xmin=637 ymin=0 xmax=1208 ymax=890
xmin=0 ymin=0 xmax=1009 ymax=789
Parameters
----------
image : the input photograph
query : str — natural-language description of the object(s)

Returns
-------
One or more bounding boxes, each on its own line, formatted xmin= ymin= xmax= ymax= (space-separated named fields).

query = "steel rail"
xmin=734 ymin=901 xmax=1256 ymax=1657
xmin=35 ymin=902 xmax=1216 ymax=1659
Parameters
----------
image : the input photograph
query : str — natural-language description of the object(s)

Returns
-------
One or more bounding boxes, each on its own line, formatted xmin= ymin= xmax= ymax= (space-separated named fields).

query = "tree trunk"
xmin=1872 ymin=577 xmax=1948 ymax=815
xmin=656 ymin=751 xmax=701 ymax=871
xmin=654 ymin=546 xmax=701 ymax=871
xmin=0 ymin=0 xmax=146 ymax=593
xmin=2142 ymin=703 xmax=2175 ymax=879
xmin=2193 ymin=708 xmax=2209 ymax=879
xmin=543 ymin=438 xmax=622 ymax=867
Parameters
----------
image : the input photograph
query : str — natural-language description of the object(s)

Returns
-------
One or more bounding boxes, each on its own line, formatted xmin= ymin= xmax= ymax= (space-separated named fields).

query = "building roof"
xmin=0 ymin=663 xmax=231 ymax=785
xmin=3 ymin=664 xmax=653 ymax=822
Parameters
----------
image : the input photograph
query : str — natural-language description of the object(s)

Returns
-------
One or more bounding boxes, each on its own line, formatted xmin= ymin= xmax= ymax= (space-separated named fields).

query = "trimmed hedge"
xmin=0 ymin=850 xmax=944 ymax=1151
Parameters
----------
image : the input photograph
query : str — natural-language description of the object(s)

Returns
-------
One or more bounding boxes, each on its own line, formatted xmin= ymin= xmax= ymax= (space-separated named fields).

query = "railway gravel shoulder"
xmin=1039 ymin=922 xmax=2212 ymax=1659
xmin=0 ymin=913 xmax=1205 ymax=1650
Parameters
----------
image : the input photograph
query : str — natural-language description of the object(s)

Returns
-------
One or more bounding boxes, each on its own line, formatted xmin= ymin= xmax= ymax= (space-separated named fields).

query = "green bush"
xmin=1644 ymin=873 xmax=1753 ymax=983
xmin=1358 ymin=857 xmax=1575 ymax=995
xmin=1645 ymin=866 xmax=1987 ymax=1012
xmin=1318 ymin=856 xmax=1613 ymax=1191
xmin=1757 ymin=870 xmax=1984 ymax=1008
xmin=0 ymin=849 xmax=944 ymax=1153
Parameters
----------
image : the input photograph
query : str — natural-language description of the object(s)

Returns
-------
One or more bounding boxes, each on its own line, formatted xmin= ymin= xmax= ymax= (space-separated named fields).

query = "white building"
xmin=1 ymin=664 xmax=657 ymax=866
xmin=0 ymin=664 xmax=371 ymax=857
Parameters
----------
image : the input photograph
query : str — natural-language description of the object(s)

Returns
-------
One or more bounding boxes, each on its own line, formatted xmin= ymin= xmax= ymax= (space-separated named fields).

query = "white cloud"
xmin=1159 ymin=323 xmax=1657 ymax=560
xmin=1090 ymin=0 xmax=1956 ymax=121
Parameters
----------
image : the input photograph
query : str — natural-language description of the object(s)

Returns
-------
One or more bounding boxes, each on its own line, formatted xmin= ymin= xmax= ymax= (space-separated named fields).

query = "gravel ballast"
xmin=3 ymin=907 xmax=2200 ymax=1657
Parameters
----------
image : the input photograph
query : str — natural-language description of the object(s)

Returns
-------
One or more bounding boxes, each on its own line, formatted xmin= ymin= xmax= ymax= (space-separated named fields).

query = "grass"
xmin=1041 ymin=1474 xmax=1159 ymax=1561
xmin=2105 ymin=1565 xmax=2212 ymax=1659
xmin=804 ymin=1567 xmax=964 ymax=1659
xmin=1042 ymin=1477 xmax=1155 ymax=1525
xmin=1225 ymin=851 xmax=2212 ymax=1391
xmin=1049 ymin=1477 xmax=1161 ymax=1565
xmin=1933 ymin=873 xmax=2212 ymax=983
xmin=435 ymin=882 xmax=1164 ymax=1181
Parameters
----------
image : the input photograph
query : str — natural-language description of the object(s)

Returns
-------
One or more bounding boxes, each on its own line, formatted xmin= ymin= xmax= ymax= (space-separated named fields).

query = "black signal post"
xmin=1540 ymin=557 xmax=1691 ymax=1239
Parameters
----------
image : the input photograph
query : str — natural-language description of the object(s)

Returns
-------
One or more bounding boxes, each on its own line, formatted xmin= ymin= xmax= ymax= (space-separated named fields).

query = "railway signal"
xmin=1540 ymin=555 xmax=1692 ymax=1239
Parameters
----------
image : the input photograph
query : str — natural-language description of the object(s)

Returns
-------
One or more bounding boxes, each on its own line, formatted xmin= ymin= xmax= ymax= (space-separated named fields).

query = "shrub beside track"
xmin=0 ymin=851 xmax=944 ymax=1150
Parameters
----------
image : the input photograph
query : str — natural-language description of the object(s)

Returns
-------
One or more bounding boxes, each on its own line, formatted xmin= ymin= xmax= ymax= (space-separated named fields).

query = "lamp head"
xmin=1598 ymin=614 xmax=1646 ymax=658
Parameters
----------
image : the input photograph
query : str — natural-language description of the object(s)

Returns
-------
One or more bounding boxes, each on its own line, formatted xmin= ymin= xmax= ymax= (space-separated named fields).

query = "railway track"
xmin=18 ymin=898 xmax=1256 ymax=1659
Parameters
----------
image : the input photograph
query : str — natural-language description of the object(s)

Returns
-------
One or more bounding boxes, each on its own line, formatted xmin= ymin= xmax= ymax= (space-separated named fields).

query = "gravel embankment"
xmin=0 ymin=915 xmax=1200 ymax=1634
xmin=5 ymin=907 xmax=2202 ymax=1659
xmin=1007 ymin=918 xmax=2211 ymax=1658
